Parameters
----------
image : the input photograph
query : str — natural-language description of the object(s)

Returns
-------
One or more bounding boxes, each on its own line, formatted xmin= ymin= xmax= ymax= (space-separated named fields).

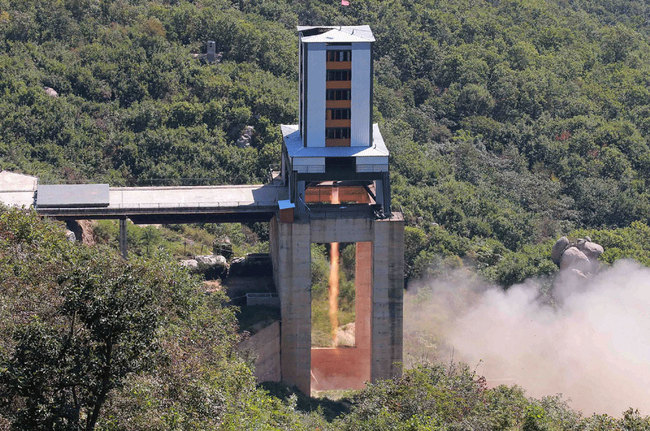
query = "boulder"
xmin=560 ymin=247 xmax=591 ymax=273
xmin=196 ymin=255 xmax=220 ymax=266
xmin=180 ymin=259 xmax=199 ymax=270
xmin=551 ymin=236 xmax=569 ymax=265
xmin=195 ymin=254 xmax=228 ymax=279
xmin=44 ymin=87 xmax=58 ymax=97
xmin=236 ymin=125 xmax=255 ymax=148
xmin=65 ymin=230 xmax=76 ymax=242
xmin=577 ymin=240 xmax=604 ymax=261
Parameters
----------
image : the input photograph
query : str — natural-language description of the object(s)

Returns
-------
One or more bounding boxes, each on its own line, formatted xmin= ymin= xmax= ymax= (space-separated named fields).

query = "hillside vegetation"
xmin=2 ymin=208 xmax=650 ymax=429
xmin=1 ymin=0 xmax=648 ymax=283
xmin=1 ymin=0 xmax=649 ymax=426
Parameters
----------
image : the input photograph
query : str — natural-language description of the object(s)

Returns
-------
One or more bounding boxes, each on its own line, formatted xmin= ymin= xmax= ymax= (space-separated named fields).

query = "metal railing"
xmin=294 ymin=164 xmax=388 ymax=174
xmin=307 ymin=203 xmax=376 ymax=220
xmin=35 ymin=200 xmax=282 ymax=213
xmin=104 ymin=201 xmax=279 ymax=209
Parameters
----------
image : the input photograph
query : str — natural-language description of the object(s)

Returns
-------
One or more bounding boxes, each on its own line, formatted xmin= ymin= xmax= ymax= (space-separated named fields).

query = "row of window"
xmin=326 ymin=127 xmax=351 ymax=139
xmin=326 ymin=69 xmax=351 ymax=81
xmin=328 ymin=108 xmax=351 ymax=120
xmin=327 ymin=50 xmax=351 ymax=62
xmin=326 ymin=89 xmax=351 ymax=100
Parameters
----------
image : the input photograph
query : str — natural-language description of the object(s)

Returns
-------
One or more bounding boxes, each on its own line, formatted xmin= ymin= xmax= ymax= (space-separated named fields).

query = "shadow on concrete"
xmin=250 ymin=183 xmax=289 ymax=207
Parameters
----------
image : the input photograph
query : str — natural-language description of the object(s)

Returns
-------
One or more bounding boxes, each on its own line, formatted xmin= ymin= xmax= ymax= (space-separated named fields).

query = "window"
xmin=326 ymin=70 xmax=351 ymax=81
xmin=326 ymin=127 xmax=351 ymax=139
xmin=328 ymin=108 xmax=351 ymax=120
xmin=327 ymin=50 xmax=351 ymax=62
xmin=326 ymin=89 xmax=351 ymax=100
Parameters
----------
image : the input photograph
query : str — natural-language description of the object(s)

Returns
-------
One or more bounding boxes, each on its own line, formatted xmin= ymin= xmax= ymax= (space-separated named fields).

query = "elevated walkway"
xmin=36 ymin=184 xmax=288 ymax=224
xmin=0 ymin=171 xmax=288 ymax=224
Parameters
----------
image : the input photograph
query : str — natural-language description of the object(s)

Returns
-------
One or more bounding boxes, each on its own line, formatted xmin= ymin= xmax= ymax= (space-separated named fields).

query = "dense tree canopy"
xmin=2 ymin=207 xmax=649 ymax=430
xmin=0 ymin=0 xmax=648 ymax=282
xmin=0 ymin=0 xmax=649 ymax=427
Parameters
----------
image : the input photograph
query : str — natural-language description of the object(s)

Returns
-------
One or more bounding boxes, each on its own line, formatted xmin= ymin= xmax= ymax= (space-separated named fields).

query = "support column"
xmin=371 ymin=213 xmax=404 ymax=381
xmin=381 ymin=171 xmax=391 ymax=215
xmin=119 ymin=218 xmax=128 ymax=259
xmin=269 ymin=216 xmax=311 ymax=393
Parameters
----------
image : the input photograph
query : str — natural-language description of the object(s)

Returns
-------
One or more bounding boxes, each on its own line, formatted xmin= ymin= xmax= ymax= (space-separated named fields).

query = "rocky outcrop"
xmin=181 ymin=254 xmax=228 ymax=279
xmin=180 ymin=259 xmax=198 ymax=269
xmin=559 ymin=247 xmax=591 ymax=273
xmin=552 ymin=236 xmax=604 ymax=276
xmin=213 ymin=237 xmax=233 ymax=259
xmin=195 ymin=254 xmax=227 ymax=267
xmin=576 ymin=239 xmax=604 ymax=261
xmin=44 ymin=87 xmax=58 ymax=97
xmin=64 ymin=220 xmax=95 ymax=245
xmin=236 ymin=125 xmax=254 ymax=148
xmin=551 ymin=236 xmax=569 ymax=265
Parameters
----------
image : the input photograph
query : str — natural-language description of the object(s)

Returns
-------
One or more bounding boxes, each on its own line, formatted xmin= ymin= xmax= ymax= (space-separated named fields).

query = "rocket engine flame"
xmin=328 ymin=242 xmax=340 ymax=345
xmin=328 ymin=185 xmax=341 ymax=346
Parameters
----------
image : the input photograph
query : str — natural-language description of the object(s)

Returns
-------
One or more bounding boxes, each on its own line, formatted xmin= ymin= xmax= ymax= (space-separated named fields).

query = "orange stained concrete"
xmin=305 ymin=185 xmax=372 ymax=204
xmin=311 ymin=242 xmax=372 ymax=391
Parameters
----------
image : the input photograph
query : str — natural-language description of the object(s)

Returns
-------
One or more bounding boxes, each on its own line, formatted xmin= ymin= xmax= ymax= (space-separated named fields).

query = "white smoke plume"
xmin=404 ymin=260 xmax=650 ymax=416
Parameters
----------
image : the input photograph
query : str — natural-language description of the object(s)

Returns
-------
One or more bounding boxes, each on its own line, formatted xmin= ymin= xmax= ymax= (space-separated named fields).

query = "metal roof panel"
xmin=298 ymin=25 xmax=375 ymax=43
xmin=37 ymin=184 xmax=110 ymax=208
xmin=282 ymin=124 xmax=388 ymax=158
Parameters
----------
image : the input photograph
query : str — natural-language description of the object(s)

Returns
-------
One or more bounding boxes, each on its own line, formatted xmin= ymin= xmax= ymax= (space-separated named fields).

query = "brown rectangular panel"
xmin=326 ymin=138 xmax=351 ymax=147
xmin=326 ymin=61 xmax=351 ymax=70
xmin=326 ymin=81 xmax=352 ymax=89
xmin=326 ymin=100 xmax=351 ymax=109
xmin=326 ymin=119 xmax=352 ymax=128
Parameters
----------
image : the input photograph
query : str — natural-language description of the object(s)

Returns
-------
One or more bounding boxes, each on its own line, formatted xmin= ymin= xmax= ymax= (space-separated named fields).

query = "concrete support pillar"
xmin=381 ymin=171 xmax=391 ymax=215
xmin=270 ymin=213 xmax=403 ymax=394
xmin=119 ymin=218 xmax=128 ymax=259
xmin=355 ymin=242 xmax=372 ymax=353
xmin=269 ymin=216 xmax=311 ymax=393
xmin=371 ymin=214 xmax=404 ymax=381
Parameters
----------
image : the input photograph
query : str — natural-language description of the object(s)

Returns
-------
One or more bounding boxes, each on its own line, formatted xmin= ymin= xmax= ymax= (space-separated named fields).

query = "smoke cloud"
xmin=404 ymin=260 xmax=650 ymax=416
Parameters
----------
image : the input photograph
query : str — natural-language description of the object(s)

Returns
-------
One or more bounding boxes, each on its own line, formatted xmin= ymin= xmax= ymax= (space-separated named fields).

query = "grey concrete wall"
xmin=269 ymin=216 xmax=312 ymax=393
xmin=310 ymin=216 xmax=374 ymax=243
xmin=270 ymin=212 xmax=404 ymax=394
xmin=371 ymin=213 xmax=404 ymax=381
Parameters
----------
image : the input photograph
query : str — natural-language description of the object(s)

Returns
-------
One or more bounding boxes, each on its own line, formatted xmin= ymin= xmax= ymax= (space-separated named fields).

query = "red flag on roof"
xmin=341 ymin=0 xmax=349 ymax=5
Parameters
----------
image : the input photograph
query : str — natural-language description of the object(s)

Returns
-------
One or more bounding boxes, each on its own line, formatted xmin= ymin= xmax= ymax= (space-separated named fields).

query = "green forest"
xmin=3 ymin=209 xmax=650 ymax=429
xmin=1 ymin=0 xmax=650 ymax=428
xmin=1 ymin=0 xmax=648 ymax=283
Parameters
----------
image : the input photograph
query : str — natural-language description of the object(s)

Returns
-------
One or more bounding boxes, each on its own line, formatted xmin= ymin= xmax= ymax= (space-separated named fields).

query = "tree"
xmin=0 ymin=209 xmax=189 ymax=430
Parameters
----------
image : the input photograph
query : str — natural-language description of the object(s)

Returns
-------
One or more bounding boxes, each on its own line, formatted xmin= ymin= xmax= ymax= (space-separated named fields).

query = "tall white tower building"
xmin=281 ymin=25 xmax=391 ymax=215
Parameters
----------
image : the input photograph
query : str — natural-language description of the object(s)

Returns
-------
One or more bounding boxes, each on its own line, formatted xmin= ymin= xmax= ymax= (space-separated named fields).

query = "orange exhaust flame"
xmin=329 ymin=242 xmax=340 ymax=346
xmin=328 ymin=185 xmax=340 ymax=346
